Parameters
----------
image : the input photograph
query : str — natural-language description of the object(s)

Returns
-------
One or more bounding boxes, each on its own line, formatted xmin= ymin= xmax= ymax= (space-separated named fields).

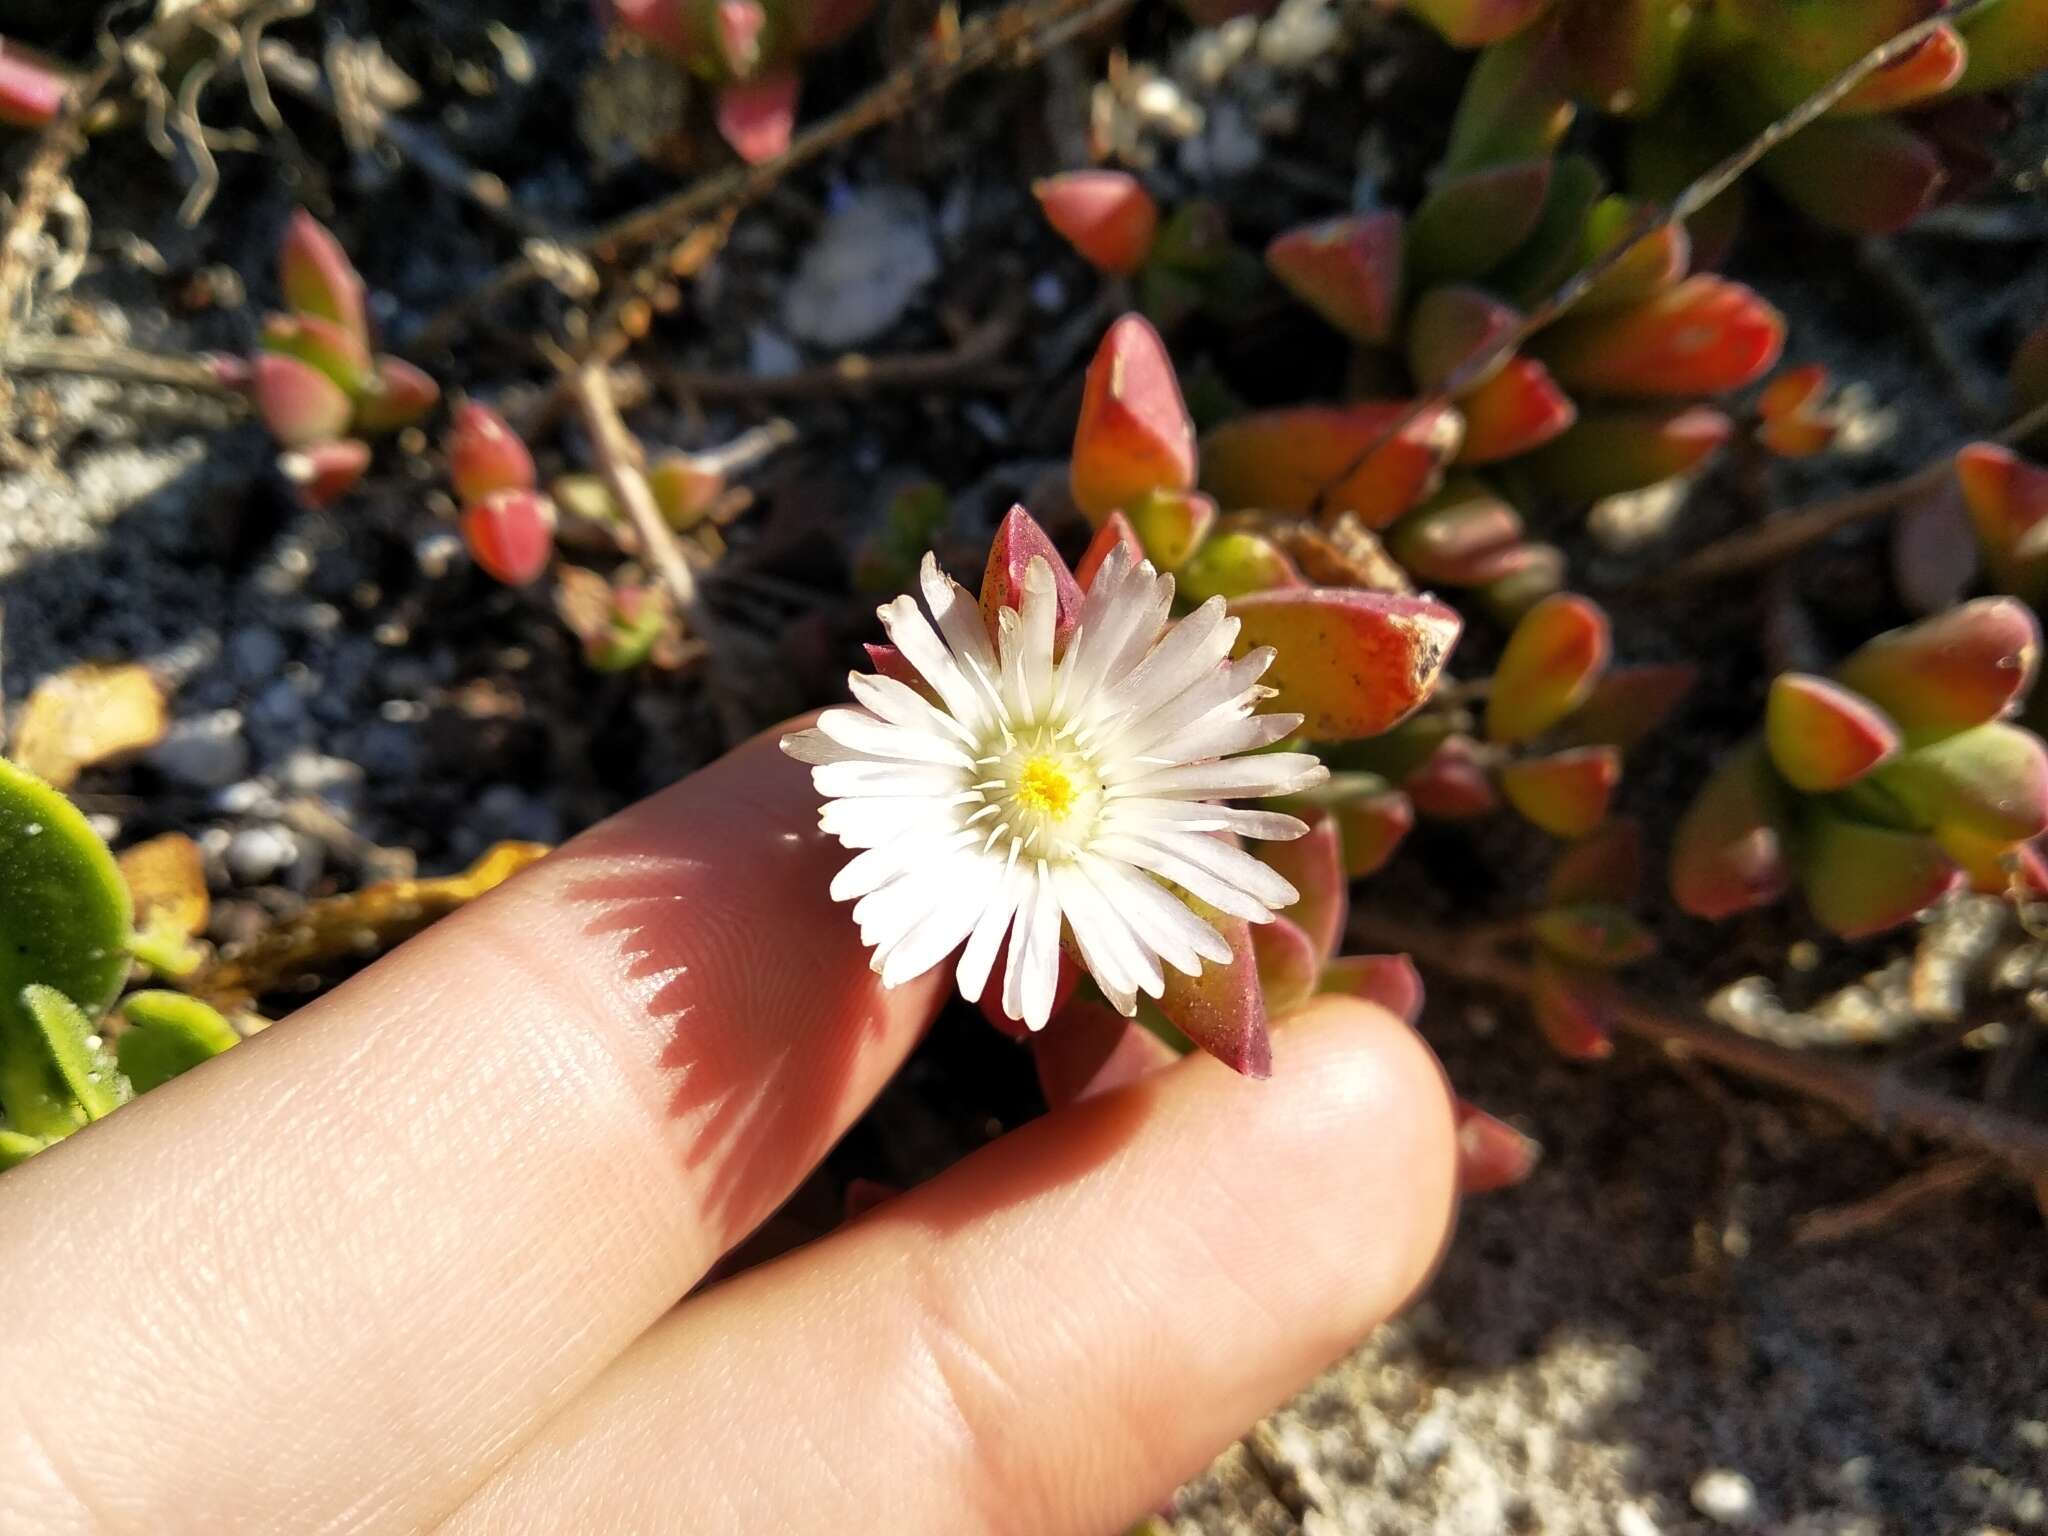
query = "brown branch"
xmin=1352 ymin=912 xmax=2048 ymax=1182
xmin=1306 ymin=0 xmax=1999 ymax=520
xmin=1647 ymin=393 xmax=2048 ymax=591
xmin=654 ymin=300 xmax=1026 ymax=402
xmin=1791 ymin=1155 xmax=1991 ymax=1246
xmin=566 ymin=360 xmax=752 ymax=743
xmin=409 ymin=0 xmax=1134 ymax=356
xmin=0 ymin=334 xmax=246 ymax=398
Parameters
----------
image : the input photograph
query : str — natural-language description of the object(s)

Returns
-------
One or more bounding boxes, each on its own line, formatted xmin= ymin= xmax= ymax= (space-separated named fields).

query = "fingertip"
xmin=1263 ymin=993 xmax=1461 ymax=1319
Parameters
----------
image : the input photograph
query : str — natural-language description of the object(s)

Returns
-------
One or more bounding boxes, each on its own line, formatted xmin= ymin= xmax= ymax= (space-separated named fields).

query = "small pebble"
xmin=1616 ymin=1503 xmax=1663 ymax=1536
xmin=227 ymin=625 xmax=287 ymax=683
xmin=149 ymin=710 xmax=250 ymax=789
xmin=226 ymin=825 xmax=298 ymax=886
xmin=214 ymin=779 xmax=277 ymax=817
xmin=1691 ymin=1469 xmax=1758 ymax=1527
xmin=780 ymin=186 xmax=939 ymax=349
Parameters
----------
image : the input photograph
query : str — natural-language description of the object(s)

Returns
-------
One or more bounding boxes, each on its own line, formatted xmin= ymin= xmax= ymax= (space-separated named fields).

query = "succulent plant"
xmin=600 ymin=0 xmax=877 ymax=163
xmin=1405 ymin=0 xmax=2042 ymax=239
xmin=446 ymin=402 xmax=557 ymax=587
xmin=0 ymin=759 xmax=237 ymax=1168
xmin=1034 ymin=172 xmax=1265 ymax=330
xmin=1672 ymin=598 xmax=2048 ymax=937
xmin=0 ymin=35 xmax=65 ymax=128
xmin=247 ymin=211 xmax=439 ymax=507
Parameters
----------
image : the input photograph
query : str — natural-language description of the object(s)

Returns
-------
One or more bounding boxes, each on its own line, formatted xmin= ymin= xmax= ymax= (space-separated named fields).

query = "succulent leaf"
xmin=1035 ymin=171 xmax=1159 ymax=276
xmin=1229 ymin=588 xmax=1462 ymax=740
xmin=1670 ymin=740 xmax=1792 ymax=920
xmin=1071 ymin=315 xmax=1197 ymax=523
xmin=1764 ymin=672 xmax=1902 ymax=793
xmin=1833 ymin=598 xmax=2040 ymax=746
xmin=1500 ymin=746 xmax=1621 ymax=837
xmin=1486 ymin=592 xmax=1610 ymax=744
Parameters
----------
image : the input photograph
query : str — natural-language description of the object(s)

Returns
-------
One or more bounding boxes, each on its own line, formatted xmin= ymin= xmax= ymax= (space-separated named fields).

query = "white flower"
xmin=782 ymin=544 xmax=1329 ymax=1031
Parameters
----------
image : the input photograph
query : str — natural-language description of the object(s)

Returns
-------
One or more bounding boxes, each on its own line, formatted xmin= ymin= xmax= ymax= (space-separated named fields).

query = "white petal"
xmin=819 ymin=795 xmax=968 ymax=849
xmin=781 ymin=728 xmax=864 ymax=766
xmin=817 ymin=708 xmax=975 ymax=767
xmin=1120 ymin=829 xmax=1299 ymax=910
xmin=879 ymin=856 xmax=999 ymax=988
xmin=853 ymin=869 xmax=956 ymax=956
xmin=1112 ymin=752 xmax=1329 ymax=801
xmin=955 ymin=850 xmax=1026 ymax=1004
xmin=1103 ymin=798 xmax=1310 ymax=843
xmin=1140 ymin=709 xmax=1303 ymax=767
xmin=1000 ymin=865 xmax=1039 ymax=1024
xmin=848 ymin=671 xmax=976 ymax=745
xmin=1082 ymin=853 xmax=1233 ymax=973
xmin=1019 ymin=863 xmax=1063 ymax=1030
xmin=814 ymin=759 xmax=973 ymax=799
xmin=1017 ymin=558 xmax=1057 ymax=721
xmin=1058 ymin=860 xmax=1163 ymax=1002
xmin=1092 ymin=652 xmax=1274 ymax=766
xmin=879 ymin=595 xmax=993 ymax=735
xmin=830 ymin=826 xmax=976 ymax=902
xmin=918 ymin=555 xmax=1004 ymax=717
xmin=1091 ymin=833 xmax=1281 ymax=924
xmin=1103 ymin=597 xmax=1237 ymax=722
xmin=1099 ymin=566 xmax=1176 ymax=692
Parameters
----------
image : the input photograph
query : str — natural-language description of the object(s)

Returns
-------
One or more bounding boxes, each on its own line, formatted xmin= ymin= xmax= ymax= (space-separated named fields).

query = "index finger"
xmin=0 ymin=724 xmax=945 ymax=1536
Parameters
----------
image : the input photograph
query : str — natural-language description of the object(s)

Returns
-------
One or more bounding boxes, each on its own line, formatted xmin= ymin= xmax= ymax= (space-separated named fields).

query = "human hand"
xmin=0 ymin=723 xmax=1460 ymax=1535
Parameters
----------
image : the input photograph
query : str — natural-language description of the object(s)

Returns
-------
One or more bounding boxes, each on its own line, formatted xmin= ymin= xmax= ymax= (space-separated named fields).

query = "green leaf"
xmin=0 ymin=1129 xmax=44 ymax=1169
xmin=117 ymin=991 xmax=240 ymax=1094
xmin=0 ymin=757 xmax=134 ymax=1026
xmin=19 ymin=984 xmax=129 ymax=1122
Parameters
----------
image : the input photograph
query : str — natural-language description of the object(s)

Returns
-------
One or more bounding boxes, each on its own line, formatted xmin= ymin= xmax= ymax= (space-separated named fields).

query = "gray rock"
xmin=227 ymin=626 xmax=288 ymax=684
xmin=780 ymin=187 xmax=939 ymax=349
xmin=280 ymin=750 xmax=365 ymax=811
xmin=225 ymin=824 xmax=298 ymax=885
xmin=149 ymin=710 xmax=250 ymax=789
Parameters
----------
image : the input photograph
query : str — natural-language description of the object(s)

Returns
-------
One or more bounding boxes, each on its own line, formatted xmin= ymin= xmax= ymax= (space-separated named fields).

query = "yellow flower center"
xmin=1013 ymin=755 xmax=1076 ymax=819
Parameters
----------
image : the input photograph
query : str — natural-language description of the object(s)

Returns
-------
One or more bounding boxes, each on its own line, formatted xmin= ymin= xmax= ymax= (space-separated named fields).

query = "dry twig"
xmin=0 ymin=333 xmax=244 ymax=398
xmin=1306 ymin=0 xmax=2000 ymax=520
xmin=1352 ymin=912 xmax=2048 ymax=1183
xmin=410 ymin=0 xmax=1135 ymax=356
xmin=1791 ymin=1155 xmax=1993 ymax=1246
xmin=1647 ymin=394 xmax=2048 ymax=590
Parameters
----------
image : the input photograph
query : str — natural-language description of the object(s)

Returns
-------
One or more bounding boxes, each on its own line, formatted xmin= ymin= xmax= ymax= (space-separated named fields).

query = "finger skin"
xmin=0 ymin=727 xmax=943 ymax=1536
xmin=443 ymin=997 xmax=1459 ymax=1536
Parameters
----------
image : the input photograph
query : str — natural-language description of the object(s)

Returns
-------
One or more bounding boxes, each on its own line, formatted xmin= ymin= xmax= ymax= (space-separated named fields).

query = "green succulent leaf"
xmin=117 ymin=991 xmax=240 ymax=1094
xmin=0 ymin=1129 xmax=45 ymax=1169
xmin=19 ymin=983 xmax=129 ymax=1124
xmin=0 ymin=758 xmax=134 ymax=1025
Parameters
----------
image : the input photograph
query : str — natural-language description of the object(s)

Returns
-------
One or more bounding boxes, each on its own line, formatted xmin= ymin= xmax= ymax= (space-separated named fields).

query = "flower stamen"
xmin=1014 ymin=755 xmax=1076 ymax=819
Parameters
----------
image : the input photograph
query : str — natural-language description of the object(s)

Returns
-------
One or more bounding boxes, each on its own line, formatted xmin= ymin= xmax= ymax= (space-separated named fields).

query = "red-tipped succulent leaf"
xmin=447 ymin=402 xmax=537 ymax=503
xmin=1486 ymin=592 xmax=1610 ymax=744
xmin=1035 ymin=171 xmax=1159 ymax=277
xmin=1251 ymin=917 xmax=1322 ymax=1014
xmin=1764 ymin=673 xmax=1901 ymax=793
xmin=1201 ymin=403 xmax=1459 ymax=527
xmin=1404 ymin=734 xmax=1500 ymax=820
xmin=280 ymin=438 xmax=373 ymax=509
xmin=1546 ymin=816 xmax=1642 ymax=907
xmin=1522 ymin=405 xmax=1731 ymax=502
xmin=1533 ymin=276 xmax=1784 ymax=398
xmin=1500 ymin=746 xmax=1621 ymax=838
xmin=1833 ymin=598 xmax=2041 ymax=746
xmin=1670 ymin=741 xmax=1791 ymax=921
xmin=1127 ymin=490 xmax=1217 ymax=571
xmin=1177 ymin=532 xmax=1303 ymax=602
xmin=1530 ymin=954 xmax=1617 ymax=1061
xmin=353 ymin=356 xmax=440 ymax=435
xmin=461 ymin=488 xmax=558 ymax=587
xmin=279 ymin=209 xmax=369 ymax=344
xmin=716 ymin=74 xmax=800 ymax=164
xmin=1801 ymin=814 xmax=1962 ymax=940
xmin=980 ymin=505 xmax=1085 ymax=647
xmin=1075 ymin=511 xmax=1146 ymax=590
xmin=0 ymin=40 xmax=65 ymax=128
xmin=252 ymin=352 xmax=355 ymax=448
xmin=1758 ymin=364 xmax=1837 ymax=459
xmin=1558 ymin=663 xmax=1697 ymax=752
xmin=1071 ymin=314 xmax=1197 ymax=524
xmin=1407 ymin=285 xmax=1522 ymax=393
xmin=1881 ymin=723 xmax=2048 ymax=844
xmin=1264 ymin=212 xmax=1404 ymax=345
xmin=1229 ymin=588 xmax=1461 ymax=740
xmin=1455 ymin=358 xmax=1576 ymax=464
xmin=1157 ymin=901 xmax=1271 ymax=1077
xmin=1390 ymin=482 xmax=1530 ymax=586
xmin=1250 ymin=814 xmax=1345 ymax=966
xmin=1320 ymin=953 xmax=1423 ymax=1026
xmin=1032 ymin=998 xmax=1178 ymax=1109
xmin=1956 ymin=442 xmax=2048 ymax=601
xmin=1454 ymin=1100 xmax=1541 ymax=1193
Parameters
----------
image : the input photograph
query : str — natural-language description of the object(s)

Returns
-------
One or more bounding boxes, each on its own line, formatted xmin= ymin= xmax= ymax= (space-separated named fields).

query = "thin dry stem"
xmin=0 ymin=334 xmax=246 ymax=398
xmin=1306 ymin=0 xmax=2000 ymax=521
xmin=1352 ymin=912 xmax=2048 ymax=1182
xmin=410 ymin=0 xmax=1134 ymax=356
xmin=1648 ymin=393 xmax=2048 ymax=590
